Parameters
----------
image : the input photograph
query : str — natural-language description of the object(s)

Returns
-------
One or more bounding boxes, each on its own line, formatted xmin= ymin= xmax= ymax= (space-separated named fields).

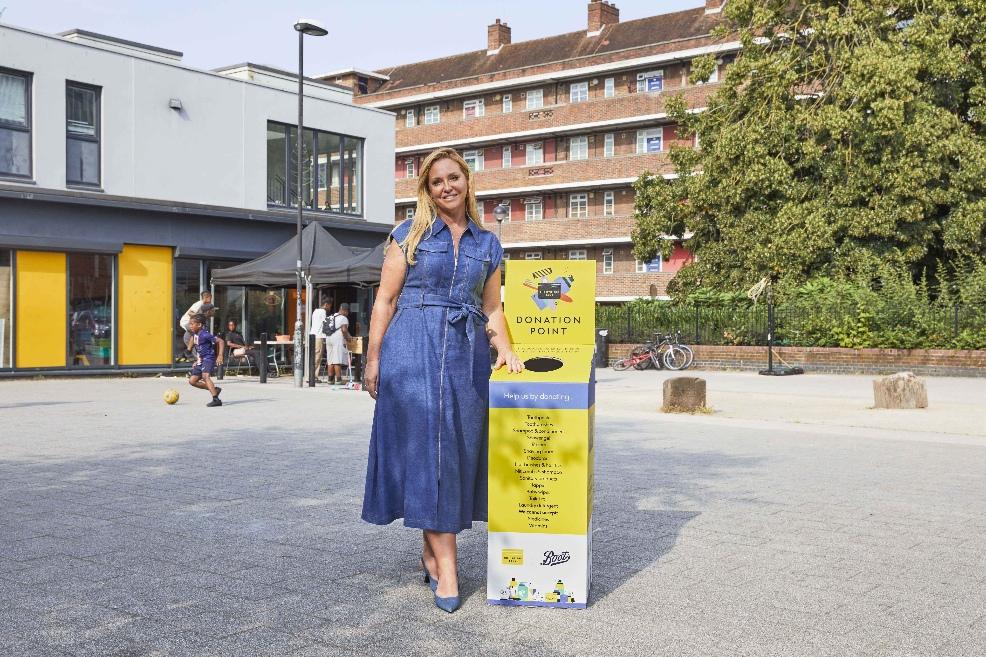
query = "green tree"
xmin=632 ymin=0 xmax=986 ymax=299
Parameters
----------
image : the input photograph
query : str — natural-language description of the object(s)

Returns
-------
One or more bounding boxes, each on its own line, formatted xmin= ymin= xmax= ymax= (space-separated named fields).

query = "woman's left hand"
xmin=494 ymin=350 xmax=524 ymax=373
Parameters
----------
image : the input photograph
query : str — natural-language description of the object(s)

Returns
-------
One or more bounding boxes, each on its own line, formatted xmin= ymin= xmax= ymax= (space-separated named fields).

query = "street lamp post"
xmin=292 ymin=18 xmax=327 ymax=388
xmin=493 ymin=202 xmax=510 ymax=242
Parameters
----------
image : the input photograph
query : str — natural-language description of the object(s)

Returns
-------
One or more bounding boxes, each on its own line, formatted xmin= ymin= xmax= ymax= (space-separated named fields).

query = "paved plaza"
xmin=1 ymin=370 xmax=985 ymax=656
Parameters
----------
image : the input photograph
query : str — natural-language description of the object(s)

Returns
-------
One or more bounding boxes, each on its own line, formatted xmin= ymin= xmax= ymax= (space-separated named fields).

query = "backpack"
xmin=322 ymin=313 xmax=340 ymax=337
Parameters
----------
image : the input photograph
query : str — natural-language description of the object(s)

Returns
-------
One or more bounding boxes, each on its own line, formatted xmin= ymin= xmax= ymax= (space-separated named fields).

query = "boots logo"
xmin=541 ymin=550 xmax=571 ymax=566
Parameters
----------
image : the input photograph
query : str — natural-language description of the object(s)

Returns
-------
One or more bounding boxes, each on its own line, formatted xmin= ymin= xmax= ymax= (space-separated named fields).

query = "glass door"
xmin=67 ymin=253 xmax=114 ymax=367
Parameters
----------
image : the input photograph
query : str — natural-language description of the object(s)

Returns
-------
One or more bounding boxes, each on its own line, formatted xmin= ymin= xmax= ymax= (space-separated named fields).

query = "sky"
xmin=1 ymin=1 xmax=706 ymax=74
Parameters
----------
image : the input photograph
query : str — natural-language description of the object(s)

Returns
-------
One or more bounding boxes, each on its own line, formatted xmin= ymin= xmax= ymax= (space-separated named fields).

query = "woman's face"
xmin=427 ymin=157 xmax=469 ymax=217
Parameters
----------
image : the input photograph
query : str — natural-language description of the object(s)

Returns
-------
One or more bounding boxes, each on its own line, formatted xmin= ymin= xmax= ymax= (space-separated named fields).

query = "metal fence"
xmin=596 ymin=303 xmax=986 ymax=348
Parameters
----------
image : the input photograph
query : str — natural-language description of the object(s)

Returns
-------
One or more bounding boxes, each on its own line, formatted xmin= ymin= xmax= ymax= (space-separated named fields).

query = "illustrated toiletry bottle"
xmin=517 ymin=582 xmax=529 ymax=600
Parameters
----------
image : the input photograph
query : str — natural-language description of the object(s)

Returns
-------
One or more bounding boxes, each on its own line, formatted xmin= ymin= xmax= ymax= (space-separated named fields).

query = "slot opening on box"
xmin=523 ymin=357 xmax=564 ymax=372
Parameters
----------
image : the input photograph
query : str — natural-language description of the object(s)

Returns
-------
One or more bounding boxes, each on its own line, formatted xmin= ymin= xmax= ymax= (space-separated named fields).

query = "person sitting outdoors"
xmin=222 ymin=320 xmax=263 ymax=372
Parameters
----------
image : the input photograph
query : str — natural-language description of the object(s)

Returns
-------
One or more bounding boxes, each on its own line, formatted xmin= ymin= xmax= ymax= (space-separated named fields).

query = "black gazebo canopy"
xmin=211 ymin=222 xmax=384 ymax=286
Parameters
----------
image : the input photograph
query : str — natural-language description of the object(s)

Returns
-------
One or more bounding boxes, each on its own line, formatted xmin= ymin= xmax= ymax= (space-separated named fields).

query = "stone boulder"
xmin=873 ymin=372 xmax=928 ymax=409
xmin=663 ymin=377 xmax=707 ymax=412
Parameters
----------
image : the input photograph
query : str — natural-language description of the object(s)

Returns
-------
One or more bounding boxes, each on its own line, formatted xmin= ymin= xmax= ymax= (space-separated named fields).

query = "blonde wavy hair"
xmin=400 ymin=147 xmax=485 ymax=265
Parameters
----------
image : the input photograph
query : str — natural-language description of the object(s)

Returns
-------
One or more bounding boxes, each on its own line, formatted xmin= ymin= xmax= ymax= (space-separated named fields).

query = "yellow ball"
xmin=163 ymin=389 xmax=180 ymax=405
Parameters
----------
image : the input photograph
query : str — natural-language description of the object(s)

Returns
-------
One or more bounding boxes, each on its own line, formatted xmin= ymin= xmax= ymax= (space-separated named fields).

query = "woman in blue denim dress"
xmin=362 ymin=148 xmax=523 ymax=613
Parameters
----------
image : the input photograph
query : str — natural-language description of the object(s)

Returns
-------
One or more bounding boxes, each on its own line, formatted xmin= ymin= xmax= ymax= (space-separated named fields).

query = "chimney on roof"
xmin=488 ymin=19 xmax=511 ymax=54
xmin=587 ymin=0 xmax=619 ymax=34
xmin=705 ymin=0 xmax=727 ymax=13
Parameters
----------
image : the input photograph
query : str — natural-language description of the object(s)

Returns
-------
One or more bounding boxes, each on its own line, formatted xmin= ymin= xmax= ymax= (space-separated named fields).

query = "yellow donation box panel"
xmin=488 ymin=260 xmax=596 ymax=609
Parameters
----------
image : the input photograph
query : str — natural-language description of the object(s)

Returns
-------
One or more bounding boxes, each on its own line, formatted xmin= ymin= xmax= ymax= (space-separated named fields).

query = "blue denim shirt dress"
xmin=361 ymin=217 xmax=503 ymax=534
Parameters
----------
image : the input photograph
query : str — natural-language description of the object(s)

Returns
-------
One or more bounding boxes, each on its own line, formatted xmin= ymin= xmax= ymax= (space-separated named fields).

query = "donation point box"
xmin=488 ymin=260 xmax=596 ymax=608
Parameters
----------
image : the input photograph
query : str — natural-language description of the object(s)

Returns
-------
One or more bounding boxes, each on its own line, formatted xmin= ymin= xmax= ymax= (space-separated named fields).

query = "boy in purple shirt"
xmin=187 ymin=314 xmax=225 ymax=407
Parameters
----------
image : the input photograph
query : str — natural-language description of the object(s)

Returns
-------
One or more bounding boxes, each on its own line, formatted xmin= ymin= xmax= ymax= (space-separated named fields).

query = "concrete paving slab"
xmin=1 ymin=370 xmax=985 ymax=656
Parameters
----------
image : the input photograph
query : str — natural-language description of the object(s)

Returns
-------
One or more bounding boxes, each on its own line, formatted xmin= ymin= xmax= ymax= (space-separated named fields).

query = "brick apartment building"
xmin=323 ymin=0 xmax=738 ymax=301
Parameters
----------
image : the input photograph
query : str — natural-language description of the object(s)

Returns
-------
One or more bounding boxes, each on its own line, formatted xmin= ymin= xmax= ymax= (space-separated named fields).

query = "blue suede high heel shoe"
xmin=420 ymin=557 xmax=438 ymax=593
xmin=433 ymin=572 xmax=462 ymax=613
xmin=433 ymin=589 xmax=461 ymax=613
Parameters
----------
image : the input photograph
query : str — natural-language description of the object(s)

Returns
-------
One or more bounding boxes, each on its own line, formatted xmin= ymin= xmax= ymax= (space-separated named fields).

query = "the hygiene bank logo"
xmin=525 ymin=266 xmax=577 ymax=312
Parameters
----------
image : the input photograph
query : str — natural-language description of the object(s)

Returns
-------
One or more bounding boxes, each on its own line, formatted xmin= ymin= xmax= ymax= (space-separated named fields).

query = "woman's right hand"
xmin=365 ymin=360 xmax=380 ymax=399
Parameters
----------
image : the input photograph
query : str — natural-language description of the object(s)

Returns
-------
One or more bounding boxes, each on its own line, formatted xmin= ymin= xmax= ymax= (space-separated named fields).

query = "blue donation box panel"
xmin=488 ymin=260 xmax=596 ymax=608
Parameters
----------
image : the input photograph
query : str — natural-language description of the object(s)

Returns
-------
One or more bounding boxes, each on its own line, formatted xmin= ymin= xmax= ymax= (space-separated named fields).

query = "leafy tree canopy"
xmin=632 ymin=0 xmax=986 ymax=299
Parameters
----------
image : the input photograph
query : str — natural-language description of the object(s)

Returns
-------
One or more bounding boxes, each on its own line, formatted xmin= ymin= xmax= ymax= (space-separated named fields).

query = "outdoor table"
xmin=255 ymin=339 xmax=293 ymax=375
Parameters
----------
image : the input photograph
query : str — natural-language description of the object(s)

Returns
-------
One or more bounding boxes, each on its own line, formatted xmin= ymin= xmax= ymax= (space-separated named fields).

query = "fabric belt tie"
xmin=398 ymin=293 xmax=488 ymax=352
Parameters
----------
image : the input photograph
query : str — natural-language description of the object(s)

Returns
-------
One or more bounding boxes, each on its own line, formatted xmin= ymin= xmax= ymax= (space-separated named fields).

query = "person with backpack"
xmin=325 ymin=303 xmax=351 ymax=385
xmin=310 ymin=300 xmax=332 ymax=381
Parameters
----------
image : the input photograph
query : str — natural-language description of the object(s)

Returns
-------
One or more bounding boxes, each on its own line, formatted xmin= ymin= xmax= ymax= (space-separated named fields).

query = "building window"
xmin=526 ymin=142 xmax=543 ymax=166
xmin=636 ymin=70 xmax=664 ymax=93
xmin=696 ymin=60 xmax=720 ymax=85
xmin=317 ymin=131 xmax=337 ymax=211
xmin=602 ymin=248 xmax=614 ymax=274
xmin=569 ymin=81 xmax=589 ymax=103
xmin=525 ymin=252 xmax=542 ymax=260
xmin=463 ymin=98 xmax=485 ymax=119
xmin=405 ymin=158 xmax=415 ymax=178
xmin=266 ymin=121 xmax=363 ymax=216
xmin=0 ymin=250 xmax=11 ymax=368
xmin=68 ymin=253 xmax=114 ymax=368
xmin=502 ymin=146 xmax=512 ymax=168
xmin=502 ymin=94 xmax=512 ymax=113
xmin=463 ymin=149 xmax=484 ymax=172
xmin=424 ymin=105 xmax=440 ymax=124
xmin=526 ymin=88 xmax=543 ymax=110
xmin=604 ymin=77 xmax=615 ymax=98
xmin=405 ymin=108 xmax=415 ymax=128
xmin=476 ymin=200 xmax=484 ymax=222
xmin=173 ymin=259 xmax=202 ymax=363
xmin=604 ymin=133 xmax=615 ymax=158
xmin=66 ymin=82 xmax=101 ymax=187
xmin=569 ymin=193 xmax=588 ymax=218
xmin=569 ymin=136 xmax=588 ymax=161
xmin=636 ymin=256 xmax=663 ymax=273
xmin=357 ymin=77 xmax=369 ymax=94
xmin=0 ymin=68 xmax=32 ymax=178
xmin=603 ymin=191 xmax=615 ymax=216
xmin=405 ymin=207 xmax=414 ymax=220
xmin=267 ymin=123 xmax=288 ymax=206
xmin=525 ymin=199 xmax=543 ymax=221
xmin=340 ymin=136 xmax=362 ymax=215
xmin=173 ymin=258 xmax=268 ymax=363
xmin=568 ymin=249 xmax=587 ymax=260
xmin=636 ymin=128 xmax=663 ymax=154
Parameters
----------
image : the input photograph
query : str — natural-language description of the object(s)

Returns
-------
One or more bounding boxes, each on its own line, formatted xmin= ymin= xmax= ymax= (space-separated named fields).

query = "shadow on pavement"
xmin=0 ymin=400 xmax=92 ymax=409
xmin=0 ymin=415 xmax=761 ymax=656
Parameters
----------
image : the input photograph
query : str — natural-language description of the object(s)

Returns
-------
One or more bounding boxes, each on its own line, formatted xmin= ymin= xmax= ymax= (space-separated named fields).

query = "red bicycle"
xmin=612 ymin=332 xmax=692 ymax=371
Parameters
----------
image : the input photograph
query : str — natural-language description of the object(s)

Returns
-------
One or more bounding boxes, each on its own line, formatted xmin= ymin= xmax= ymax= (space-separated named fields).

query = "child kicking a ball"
xmin=187 ymin=314 xmax=225 ymax=407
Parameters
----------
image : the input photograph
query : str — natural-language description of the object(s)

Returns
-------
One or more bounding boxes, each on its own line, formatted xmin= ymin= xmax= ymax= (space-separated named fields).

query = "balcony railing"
xmin=395 ymin=83 xmax=719 ymax=150
xmin=395 ymin=150 xmax=674 ymax=200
